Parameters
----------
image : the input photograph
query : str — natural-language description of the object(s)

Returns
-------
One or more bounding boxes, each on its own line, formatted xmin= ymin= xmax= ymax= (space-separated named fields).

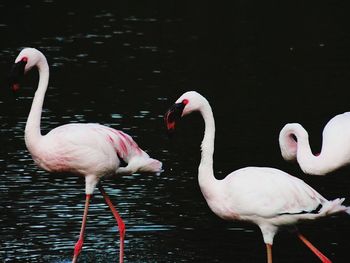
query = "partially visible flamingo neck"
xmin=293 ymin=126 xmax=326 ymax=175
xmin=25 ymin=56 xmax=49 ymax=153
xmin=198 ymin=102 xmax=219 ymax=199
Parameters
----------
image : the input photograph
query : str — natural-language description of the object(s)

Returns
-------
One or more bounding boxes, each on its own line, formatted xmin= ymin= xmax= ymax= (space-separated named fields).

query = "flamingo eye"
xmin=21 ymin=57 xmax=28 ymax=62
xmin=182 ymin=99 xmax=189 ymax=105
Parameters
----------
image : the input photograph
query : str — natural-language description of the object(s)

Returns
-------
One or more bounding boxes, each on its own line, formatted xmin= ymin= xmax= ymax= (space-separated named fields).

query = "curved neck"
xmin=25 ymin=56 xmax=49 ymax=152
xmin=293 ymin=126 xmax=325 ymax=175
xmin=198 ymin=101 xmax=219 ymax=199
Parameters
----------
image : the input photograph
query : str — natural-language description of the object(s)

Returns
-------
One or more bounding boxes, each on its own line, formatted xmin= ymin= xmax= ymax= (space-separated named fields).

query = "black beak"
xmin=164 ymin=102 xmax=185 ymax=136
xmin=8 ymin=60 xmax=27 ymax=93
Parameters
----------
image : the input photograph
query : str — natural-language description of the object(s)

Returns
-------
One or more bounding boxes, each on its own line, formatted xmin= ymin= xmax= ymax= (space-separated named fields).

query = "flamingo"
xmin=279 ymin=114 xmax=350 ymax=175
xmin=8 ymin=47 xmax=162 ymax=263
xmin=164 ymin=91 xmax=350 ymax=263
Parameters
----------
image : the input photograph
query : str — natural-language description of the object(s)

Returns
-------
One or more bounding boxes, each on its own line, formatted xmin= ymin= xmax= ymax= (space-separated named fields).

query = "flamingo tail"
xmin=319 ymin=198 xmax=349 ymax=216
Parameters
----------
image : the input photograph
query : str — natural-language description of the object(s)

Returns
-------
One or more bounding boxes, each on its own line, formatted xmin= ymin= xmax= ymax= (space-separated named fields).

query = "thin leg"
xmin=266 ymin=243 xmax=272 ymax=263
xmin=98 ymin=183 xmax=125 ymax=263
xmin=72 ymin=194 xmax=91 ymax=263
xmin=297 ymin=233 xmax=332 ymax=263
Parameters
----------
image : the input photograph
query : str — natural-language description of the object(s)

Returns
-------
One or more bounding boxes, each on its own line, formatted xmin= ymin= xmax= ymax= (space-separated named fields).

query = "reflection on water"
xmin=1 ymin=1 xmax=350 ymax=263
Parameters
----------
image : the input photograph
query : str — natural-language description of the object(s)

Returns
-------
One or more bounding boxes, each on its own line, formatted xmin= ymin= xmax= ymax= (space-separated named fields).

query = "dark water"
xmin=1 ymin=1 xmax=350 ymax=262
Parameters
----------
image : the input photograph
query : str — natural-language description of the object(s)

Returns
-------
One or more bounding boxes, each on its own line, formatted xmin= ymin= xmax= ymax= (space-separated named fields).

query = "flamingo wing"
xmin=223 ymin=167 xmax=325 ymax=219
xmin=36 ymin=123 xmax=132 ymax=174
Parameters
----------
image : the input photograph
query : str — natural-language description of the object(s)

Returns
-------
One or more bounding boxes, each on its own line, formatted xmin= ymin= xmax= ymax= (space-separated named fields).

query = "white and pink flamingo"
xmin=279 ymin=114 xmax=350 ymax=175
xmin=164 ymin=91 xmax=350 ymax=263
xmin=9 ymin=47 xmax=162 ymax=263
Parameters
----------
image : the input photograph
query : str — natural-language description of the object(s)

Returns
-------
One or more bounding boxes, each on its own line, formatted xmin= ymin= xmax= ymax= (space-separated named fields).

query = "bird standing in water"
xmin=9 ymin=47 xmax=162 ymax=263
xmin=164 ymin=91 xmax=349 ymax=263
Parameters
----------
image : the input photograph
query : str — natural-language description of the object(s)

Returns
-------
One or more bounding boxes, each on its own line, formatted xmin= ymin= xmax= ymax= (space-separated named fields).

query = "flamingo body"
xmin=30 ymin=123 xmax=160 ymax=193
xmin=165 ymin=91 xmax=349 ymax=262
xmin=9 ymin=47 xmax=162 ymax=263
xmin=279 ymin=112 xmax=350 ymax=175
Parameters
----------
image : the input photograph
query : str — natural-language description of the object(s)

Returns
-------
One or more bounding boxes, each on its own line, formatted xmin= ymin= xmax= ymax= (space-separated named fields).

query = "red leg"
xmin=72 ymin=194 xmax=91 ymax=263
xmin=98 ymin=183 xmax=125 ymax=263
xmin=266 ymin=243 xmax=273 ymax=263
xmin=297 ymin=233 xmax=332 ymax=263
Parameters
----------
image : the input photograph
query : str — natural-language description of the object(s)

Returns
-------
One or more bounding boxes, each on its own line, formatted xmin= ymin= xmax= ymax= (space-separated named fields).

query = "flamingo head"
xmin=8 ymin=48 xmax=43 ymax=92
xmin=164 ymin=91 xmax=205 ymax=134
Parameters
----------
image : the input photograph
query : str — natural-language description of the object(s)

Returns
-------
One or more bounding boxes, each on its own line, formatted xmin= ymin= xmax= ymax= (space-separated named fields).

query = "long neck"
xmin=25 ymin=57 xmax=49 ymax=153
xmin=293 ymin=126 xmax=327 ymax=175
xmin=198 ymin=101 xmax=220 ymax=200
